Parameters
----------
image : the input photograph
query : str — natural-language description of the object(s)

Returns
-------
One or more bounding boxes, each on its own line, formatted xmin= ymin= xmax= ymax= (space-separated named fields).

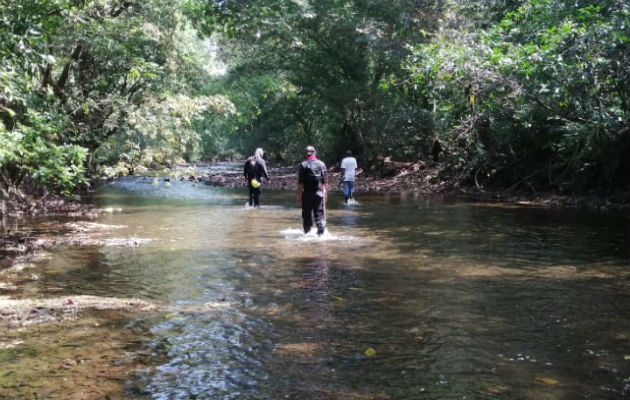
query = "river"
xmin=1 ymin=174 xmax=628 ymax=399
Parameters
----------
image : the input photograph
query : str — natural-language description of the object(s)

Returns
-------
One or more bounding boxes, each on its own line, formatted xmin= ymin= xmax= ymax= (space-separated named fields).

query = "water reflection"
xmin=3 ymin=177 xmax=628 ymax=399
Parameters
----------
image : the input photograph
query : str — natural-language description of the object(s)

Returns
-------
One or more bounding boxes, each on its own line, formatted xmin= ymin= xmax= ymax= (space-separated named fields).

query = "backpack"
xmin=301 ymin=160 xmax=323 ymax=192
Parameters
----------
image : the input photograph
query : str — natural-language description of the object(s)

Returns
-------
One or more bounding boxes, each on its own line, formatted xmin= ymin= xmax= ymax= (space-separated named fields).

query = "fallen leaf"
xmin=364 ymin=347 xmax=376 ymax=357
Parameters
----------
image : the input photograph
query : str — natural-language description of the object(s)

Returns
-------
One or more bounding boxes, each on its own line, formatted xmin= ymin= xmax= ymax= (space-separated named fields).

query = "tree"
xmin=1 ymin=0 xmax=234 ymax=199
xmin=404 ymin=0 xmax=629 ymax=191
xmin=185 ymin=0 xmax=442 ymax=163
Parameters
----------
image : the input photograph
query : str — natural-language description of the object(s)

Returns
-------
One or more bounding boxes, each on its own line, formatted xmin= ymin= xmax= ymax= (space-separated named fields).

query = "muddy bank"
xmin=0 ymin=196 xmax=117 ymax=270
xmin=0 ymin=191 xmax=101 ymax=218
xmin=197 ymin=161 xmax=461 ymax=193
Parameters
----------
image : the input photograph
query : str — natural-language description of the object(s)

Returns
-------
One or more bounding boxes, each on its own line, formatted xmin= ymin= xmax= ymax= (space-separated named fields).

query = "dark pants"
xmin=302 ymin=192 xmax=325 ymax=234
xmin=248 ymin=185 xmax=260 ymax=206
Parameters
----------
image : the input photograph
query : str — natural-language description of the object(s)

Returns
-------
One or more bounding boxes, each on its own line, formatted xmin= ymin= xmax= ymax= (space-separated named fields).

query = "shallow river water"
xmin=2 ymin=174 xmax=629 ymax=399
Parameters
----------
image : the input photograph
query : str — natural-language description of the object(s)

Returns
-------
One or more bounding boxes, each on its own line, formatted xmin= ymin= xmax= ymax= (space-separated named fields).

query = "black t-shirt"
xmin=298 ymin=158 xmax=327 ymax=193
xmin=244 ymin=156 xmax=269 ymax=181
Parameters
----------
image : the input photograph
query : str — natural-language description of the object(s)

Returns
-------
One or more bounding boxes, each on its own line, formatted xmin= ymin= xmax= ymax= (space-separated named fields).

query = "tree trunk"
xmin=349 ymin=107 xmax=372 ymax=162
xmin=352 ymin=120 xmax=372 ymax=161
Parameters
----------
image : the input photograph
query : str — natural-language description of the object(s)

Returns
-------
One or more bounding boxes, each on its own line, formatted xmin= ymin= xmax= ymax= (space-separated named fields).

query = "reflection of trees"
xmin=365 ymin=200 xmax=628 ymax=268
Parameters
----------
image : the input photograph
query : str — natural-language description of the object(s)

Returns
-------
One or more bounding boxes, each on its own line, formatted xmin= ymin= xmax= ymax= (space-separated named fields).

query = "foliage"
xmin=95 ymin=93 xmax=236 ymax=167
xmin=185 ymin=0 xmax=441 ymax=164
xmin=0 ymin=0 xmax=233 ymax=199
xmin=2 ymin=0 xmax=628 ymax=200
xmin=405 ymin=0 xmax=629 ymax=191
xmin=0 ymin=111 xmax=87 ymax=196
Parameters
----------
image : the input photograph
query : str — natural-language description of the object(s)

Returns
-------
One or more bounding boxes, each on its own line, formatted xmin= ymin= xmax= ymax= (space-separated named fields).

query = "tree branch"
xmin=110 ymin=1 xmax=134 ymax=17
xmin=56 ymin=42 xmax=84 ymax=93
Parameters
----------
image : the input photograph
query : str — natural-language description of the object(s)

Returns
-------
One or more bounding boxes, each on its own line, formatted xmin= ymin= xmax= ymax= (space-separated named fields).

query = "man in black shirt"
xmin=297 ymin=145 xmax=328 ymax=235
xmin=244 ymin=148 xmax=270 ymax=207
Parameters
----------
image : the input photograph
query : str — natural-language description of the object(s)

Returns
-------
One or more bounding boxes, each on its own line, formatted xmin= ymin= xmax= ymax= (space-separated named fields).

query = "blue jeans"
xmin=343 ymin=181 xmax=354 ymax=202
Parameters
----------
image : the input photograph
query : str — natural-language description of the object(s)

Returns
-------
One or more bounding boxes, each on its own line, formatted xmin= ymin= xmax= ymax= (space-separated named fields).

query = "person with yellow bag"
xmin=243 ymin=148 xmax=270 ymax=208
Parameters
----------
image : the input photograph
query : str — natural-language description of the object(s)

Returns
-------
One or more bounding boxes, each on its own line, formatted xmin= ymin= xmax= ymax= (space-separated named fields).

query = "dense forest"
xmin=1 ymin=0 xmax=628 ymax=204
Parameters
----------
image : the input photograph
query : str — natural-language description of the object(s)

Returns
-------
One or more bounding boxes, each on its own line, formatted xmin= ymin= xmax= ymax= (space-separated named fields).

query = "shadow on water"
xmin=352 ymin=192 xmax=628 ymax=268
xmin=2 ymin=177 xmax=628 ymax=399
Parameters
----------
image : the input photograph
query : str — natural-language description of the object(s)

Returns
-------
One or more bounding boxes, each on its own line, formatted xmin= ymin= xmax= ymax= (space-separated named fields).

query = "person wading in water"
xmin=339 ymin=149 xmax=358 ymax=204
xmin=297 ymin=145 xmax=328 ymax=235
xmin=243 ymin=147 xmax=270 ymax=208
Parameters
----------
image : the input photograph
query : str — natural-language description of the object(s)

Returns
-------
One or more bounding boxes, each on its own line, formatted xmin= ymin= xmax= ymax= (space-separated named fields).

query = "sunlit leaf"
xmin=536 ymin=377 xmax=559 ymax=385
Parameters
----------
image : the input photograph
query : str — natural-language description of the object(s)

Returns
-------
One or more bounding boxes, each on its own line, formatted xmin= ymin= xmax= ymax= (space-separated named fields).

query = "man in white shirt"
xmin=339 ymin=150 xmax=358 ymax=204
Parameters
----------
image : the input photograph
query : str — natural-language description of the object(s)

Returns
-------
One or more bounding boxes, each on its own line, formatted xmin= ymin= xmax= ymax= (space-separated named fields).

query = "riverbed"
xmin=1 ymin=175 xmax=628 ymax=399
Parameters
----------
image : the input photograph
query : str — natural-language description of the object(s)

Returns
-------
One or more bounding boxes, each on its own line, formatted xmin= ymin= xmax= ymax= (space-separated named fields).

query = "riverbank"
xmin=197 ymin=161 xmax=628 ymax=212
xmin=0 ymin=191 xmax=100 ymax=217
xmin=2 ymin=160 xmax=626 ymax=218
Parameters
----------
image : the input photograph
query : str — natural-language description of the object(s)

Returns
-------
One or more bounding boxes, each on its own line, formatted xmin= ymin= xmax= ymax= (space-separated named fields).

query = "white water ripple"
xmin=280 ymin=228 xmax=358 ymax=242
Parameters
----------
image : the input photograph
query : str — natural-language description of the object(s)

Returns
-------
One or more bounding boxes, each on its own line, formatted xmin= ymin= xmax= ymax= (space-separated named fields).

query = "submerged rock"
xmin=0 ymin=295 xmax=158 ymax=329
